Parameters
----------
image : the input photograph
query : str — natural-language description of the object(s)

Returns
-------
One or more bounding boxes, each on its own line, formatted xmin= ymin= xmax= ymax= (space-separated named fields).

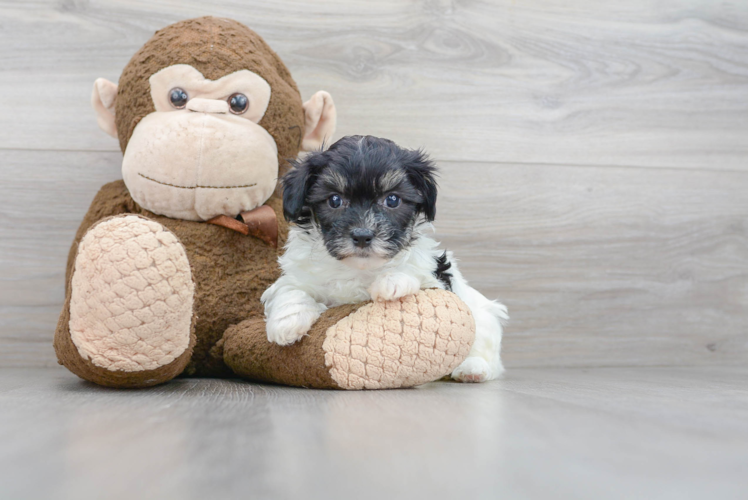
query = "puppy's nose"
xmin=351 ymin=228 xmax=375 ymax=248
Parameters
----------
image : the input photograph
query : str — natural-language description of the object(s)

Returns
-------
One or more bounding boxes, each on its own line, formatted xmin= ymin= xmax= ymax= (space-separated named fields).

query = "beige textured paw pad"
xmin=322 ymin=289 xmax=475 ymax=389
xmin=69 ymin=215 xmax=194 ymax=372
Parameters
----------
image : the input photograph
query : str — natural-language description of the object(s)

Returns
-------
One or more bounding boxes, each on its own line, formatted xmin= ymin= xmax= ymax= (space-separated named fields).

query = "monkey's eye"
xmin=228 ymin=93 xmax=249 ymax=114
xmin=328 ymin=194 xmax=343 ymax=209
xmin=385 ymin=194 xmax=401 ymax=208
xmin=169 ymin=88 xmax=189 ymax=109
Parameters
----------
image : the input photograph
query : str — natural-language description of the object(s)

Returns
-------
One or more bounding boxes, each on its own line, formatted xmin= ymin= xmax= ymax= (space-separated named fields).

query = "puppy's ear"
xmin=282 ymin=151 xmax=327 ymax=222
xmin=402 ymin=149 xmax=438 ymax=222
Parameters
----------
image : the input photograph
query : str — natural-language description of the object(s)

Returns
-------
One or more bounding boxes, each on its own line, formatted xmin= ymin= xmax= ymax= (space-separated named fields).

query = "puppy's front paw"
xmin=368 ymin=273 xmax=421 ymax=302
xmin=451 ymin=357 xmax=496 ymax=383
xmin=266 ymin=306 xmax=322 ymax=346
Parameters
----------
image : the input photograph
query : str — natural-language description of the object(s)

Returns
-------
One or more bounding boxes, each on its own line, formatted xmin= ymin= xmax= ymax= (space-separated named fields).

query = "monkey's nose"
xmin=186 ymin=98 xmax=229 ymax=114
xmin=351 ymin=228 xmax=375 ymax=248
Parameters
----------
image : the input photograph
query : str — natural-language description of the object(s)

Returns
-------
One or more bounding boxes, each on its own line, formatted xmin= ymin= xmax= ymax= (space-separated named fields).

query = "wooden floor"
xmin=1 ymin=366 xmax=747 ymax=500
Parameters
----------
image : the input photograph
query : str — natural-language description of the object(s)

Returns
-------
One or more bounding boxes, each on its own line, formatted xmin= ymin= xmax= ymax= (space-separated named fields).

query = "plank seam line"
xmin=438 ymin=158 xmax=748 ymax=175
xmin=3 ymin=147 xmax=748 ymax=176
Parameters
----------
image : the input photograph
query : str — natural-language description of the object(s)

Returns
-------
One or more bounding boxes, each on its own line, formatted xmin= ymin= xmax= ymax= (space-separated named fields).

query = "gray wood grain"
xmin=0 ymin=149 xmax=120 ymax=366
xmin=1 ymin=366 xmax=747 ymax=500
xmin=435 ymin=161 xmax=748 ymax=367
xmin=0 ymin=1 xmax=747 ymax=169
xmin=2 ymin=150 xmax=746 ymax=368
xmin=1 ymin=1 xmax=747 ymax=369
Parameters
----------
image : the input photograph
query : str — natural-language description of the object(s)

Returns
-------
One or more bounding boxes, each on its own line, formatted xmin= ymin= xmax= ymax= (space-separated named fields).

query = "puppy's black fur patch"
xmin=434 ymin=251 xmax=453 ymax=291
xmin=282 ymin=135 xmax=438 ymax=260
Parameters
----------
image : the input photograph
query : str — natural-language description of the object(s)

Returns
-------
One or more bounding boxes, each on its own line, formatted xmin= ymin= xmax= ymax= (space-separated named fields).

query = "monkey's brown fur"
xmin=54 ymin=17 xmax=475 ymax=389
xmin=116 ymin=17 xmax=305 ymax=176
xmin=54 ymin=178 xmax=368 ymax=387
xmin=55 ymin=17 xmax=327 ymax=386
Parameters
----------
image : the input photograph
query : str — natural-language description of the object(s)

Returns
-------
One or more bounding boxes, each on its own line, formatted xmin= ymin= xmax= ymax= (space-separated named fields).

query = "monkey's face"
xmin=122 ymin=65 xmax=278 ymax=221
xmin=92 ymin=17 xmax=337 ymax=223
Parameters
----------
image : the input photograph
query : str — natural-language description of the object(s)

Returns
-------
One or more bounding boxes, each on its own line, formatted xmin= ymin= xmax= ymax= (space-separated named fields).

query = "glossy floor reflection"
xmin=1 ymin=366 xmax=747 ymax=499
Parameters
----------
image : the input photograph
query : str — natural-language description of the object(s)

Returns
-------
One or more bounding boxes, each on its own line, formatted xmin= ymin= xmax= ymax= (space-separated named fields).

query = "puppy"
xmin=261 ymin=135 xmax=508 ymax=382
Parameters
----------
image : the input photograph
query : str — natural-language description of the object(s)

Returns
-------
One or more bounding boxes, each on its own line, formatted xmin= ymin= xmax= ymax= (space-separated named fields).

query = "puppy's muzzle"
xmin=351 ymin=228 xmax=375 ymax=249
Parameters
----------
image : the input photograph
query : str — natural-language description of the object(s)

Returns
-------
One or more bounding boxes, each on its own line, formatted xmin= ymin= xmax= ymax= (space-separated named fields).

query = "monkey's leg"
xmin=54 ymin=215 xmax=196 ymax=388
xmin=221 ymin=289 xmax=475 ymax=390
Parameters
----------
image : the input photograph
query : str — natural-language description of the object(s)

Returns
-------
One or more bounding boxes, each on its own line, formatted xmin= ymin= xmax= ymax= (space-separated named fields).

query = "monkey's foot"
xmin=222 ymin=289 xmax=476 ymax=390
xmin=66 ymin=215 xmax=195 ymax=377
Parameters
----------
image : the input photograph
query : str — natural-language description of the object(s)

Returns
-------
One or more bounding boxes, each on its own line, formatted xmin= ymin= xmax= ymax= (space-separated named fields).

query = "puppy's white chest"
xmin=312 ymin=271 xmax=379 ymax=306
xmin=279 ymin=226 xmax=444 ymax=307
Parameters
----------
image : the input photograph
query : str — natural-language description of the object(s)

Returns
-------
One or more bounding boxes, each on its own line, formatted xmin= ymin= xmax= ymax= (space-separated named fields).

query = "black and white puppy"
xmin=261 ymin=135 xmax=508 ymax=382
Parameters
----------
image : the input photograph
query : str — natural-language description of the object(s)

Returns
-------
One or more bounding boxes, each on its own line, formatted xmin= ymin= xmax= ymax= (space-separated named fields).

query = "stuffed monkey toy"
xmin=54 ymin=17 xmax=475 ymax=389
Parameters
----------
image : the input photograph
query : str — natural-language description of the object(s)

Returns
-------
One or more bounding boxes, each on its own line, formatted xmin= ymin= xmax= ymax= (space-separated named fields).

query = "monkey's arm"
xmin=223 ymin=289 xmax=476 ymax=390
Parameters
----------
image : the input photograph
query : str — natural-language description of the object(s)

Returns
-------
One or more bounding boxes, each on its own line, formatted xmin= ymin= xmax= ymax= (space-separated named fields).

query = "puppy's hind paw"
xmin=368 ymin=273 xmax=421 ymax=302
xmin=451 ymin=357 xmax=498 ymax=383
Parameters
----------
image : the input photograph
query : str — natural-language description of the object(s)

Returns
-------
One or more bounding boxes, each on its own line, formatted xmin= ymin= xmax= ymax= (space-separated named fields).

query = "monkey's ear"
xmin=91 ymin=78 xmax=119 ymax=139
xmin=301 ymin=91 xmax=336 ymax=152
xmin=282 ymin=152 xmax=327 ymax=222
xmin=403 ymin=149 xmax=438 ymax=222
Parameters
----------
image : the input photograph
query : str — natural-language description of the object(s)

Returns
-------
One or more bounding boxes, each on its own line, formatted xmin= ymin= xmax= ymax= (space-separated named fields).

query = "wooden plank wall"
xmin=1 ymin=0 xmax=747 ymax=368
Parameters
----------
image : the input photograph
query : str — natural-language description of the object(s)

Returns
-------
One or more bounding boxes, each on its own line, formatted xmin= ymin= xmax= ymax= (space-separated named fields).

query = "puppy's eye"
xmin=169 ymin=88 xmax=189 ymax=109
xmin=228 ymin=93 xmax=249 ymax=114
xmin=385 ymin=194 xmax=401 ymax=208
xmin=328 ymin=194 xmax=343 ymax=209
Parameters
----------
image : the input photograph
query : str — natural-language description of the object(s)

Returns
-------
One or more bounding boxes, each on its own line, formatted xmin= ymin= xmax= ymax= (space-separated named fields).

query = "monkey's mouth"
xmin=138 ymin=173 xmax=257 ymax=190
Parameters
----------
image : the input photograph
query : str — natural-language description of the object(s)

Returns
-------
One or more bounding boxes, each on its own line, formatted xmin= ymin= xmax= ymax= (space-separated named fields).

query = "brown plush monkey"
xmin=54 ymin=17 xmax=475 ymax=389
